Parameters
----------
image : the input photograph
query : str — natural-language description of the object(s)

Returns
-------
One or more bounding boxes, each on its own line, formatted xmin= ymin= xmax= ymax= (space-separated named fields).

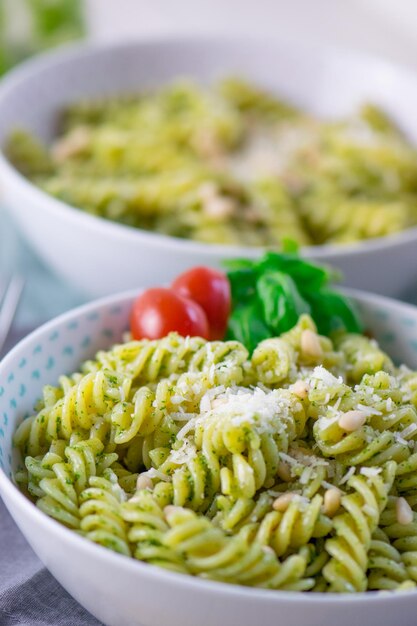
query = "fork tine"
xmin=0 ymin=275 xmax=25 ymax=355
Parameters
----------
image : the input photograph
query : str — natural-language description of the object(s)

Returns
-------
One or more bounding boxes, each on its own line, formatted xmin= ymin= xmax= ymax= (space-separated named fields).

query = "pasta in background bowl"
xmin=1 ymin=287 xmax=417 ymax=626
xmin=6 ymin=78 xmax=417 ymax=248
xmin=1 ymin=38 xmax=417 ymax=297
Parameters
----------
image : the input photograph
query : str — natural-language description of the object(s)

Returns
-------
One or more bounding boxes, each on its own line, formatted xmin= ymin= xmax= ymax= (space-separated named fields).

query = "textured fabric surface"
xmin=0 ymin=498 xmax=103 ymax=626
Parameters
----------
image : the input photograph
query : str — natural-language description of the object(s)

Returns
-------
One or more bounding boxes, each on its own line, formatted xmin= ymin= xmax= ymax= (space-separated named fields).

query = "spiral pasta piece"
xmin=396 ymin=453 xmax=417 ymax=495
xmin=79 ymin=469 xmax=131 ymax=555
xmin=14 ymin=369 xmax=131 ymax=456
xmin=163 ymin=506 xmax=313 ymax=590
xmin=323 ymin=462 xmax=396 ymax=592
xmin=398 ymin=367 xmax=417 ymax=410
xmin=252 ymin=315 xmax=344 ymax=386
xmin=367 ymin=528 xmax=413 ymax=590
xmin=335 ymin=334 xmax=394 ymax=383
xmin=93 ymin=333 xmax=248 ymax=384
xmin=379 ymin=497 xmax=417 ymax=583
xmin=256 ymin=494 xmax=331 ymax=557
xmin=29 ymin=438 xmax=118 ymax=528
xmin=211 ymin=492 xmax=274 ymax=533
xmin=121 ymin=490 xmax=189 ymax=573
xmin=312 ymin=372 xmax=417 ymax=467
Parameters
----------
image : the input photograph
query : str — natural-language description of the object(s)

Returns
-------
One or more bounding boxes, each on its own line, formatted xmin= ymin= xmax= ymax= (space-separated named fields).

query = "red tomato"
xmin=130 ymin=288 xmax=209 ymax=340
xmin=172 ymin=267 xmax=231 ymax=340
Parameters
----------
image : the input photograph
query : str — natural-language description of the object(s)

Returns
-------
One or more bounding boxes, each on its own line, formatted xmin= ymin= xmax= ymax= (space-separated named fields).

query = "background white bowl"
xmin=1 ymin=37 xmax=417 ymax=298
xmin=1 ymin=288 xmax=417 ymax=626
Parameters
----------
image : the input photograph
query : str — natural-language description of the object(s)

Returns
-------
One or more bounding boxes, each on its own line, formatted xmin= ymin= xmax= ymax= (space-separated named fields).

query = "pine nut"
xmin=52 ymin=126 xmax=90 ymax=163
xmin=277 ymin=461 xmax=292 ymax=482
xmin=338 ymin=410 xmax=367 ymax=432
xmin=203 ymin=196 xmax=236 ymax=219
xmin=128 ymin=495 xmax=142 ymax=504
xmin=323 ymin=488 xmax=341 ymax=517
xmin=291 ymin=380 xmax=310 ymax=399
xmin=164 ymin=505 xmax=183 ymax=520
xmin=396 ymin=497 xmax=414 ymax=525
xmin=273 ymin=492 xmax=296 ymax=512
xmin=136 ymin=474 xmax=153 ymax=491
xmin=198 ymin=181 xmax=218 ymax=202
xmin=301 ymin=329 xmax=323 ymax=360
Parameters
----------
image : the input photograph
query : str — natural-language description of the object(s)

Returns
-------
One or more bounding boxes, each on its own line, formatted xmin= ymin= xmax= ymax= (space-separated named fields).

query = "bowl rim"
xmin=1 ymin=35 xmax=417 ymax=259
xmin=1 ymin=285 xmax=417 ymax=605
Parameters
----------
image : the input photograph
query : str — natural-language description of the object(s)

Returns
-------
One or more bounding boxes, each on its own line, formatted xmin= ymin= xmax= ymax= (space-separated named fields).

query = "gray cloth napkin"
xmin=0 ymin=498 xmax=103 ymax=626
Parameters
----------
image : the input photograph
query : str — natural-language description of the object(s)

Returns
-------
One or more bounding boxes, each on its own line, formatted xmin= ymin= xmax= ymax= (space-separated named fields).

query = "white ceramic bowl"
xmin=1 ymin=37 xmax=417 ymax=299
xmin=1 ymin=287 xmax=417 ymax=626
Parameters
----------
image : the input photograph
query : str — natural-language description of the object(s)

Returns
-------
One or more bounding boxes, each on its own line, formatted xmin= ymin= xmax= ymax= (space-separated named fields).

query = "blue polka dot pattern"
xmin=81 ymin=336 xmax=91 ymax=348
xmin=0 ymin=297 xmax=132 ymax=479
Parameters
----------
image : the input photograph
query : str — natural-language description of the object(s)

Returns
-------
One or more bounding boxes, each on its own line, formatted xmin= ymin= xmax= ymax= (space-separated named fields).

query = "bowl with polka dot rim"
xmin=1 ymin=287 xmax=417 ymax=626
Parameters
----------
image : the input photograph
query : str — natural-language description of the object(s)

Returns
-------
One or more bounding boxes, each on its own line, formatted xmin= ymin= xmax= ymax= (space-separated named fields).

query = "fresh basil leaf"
xmin=223 ymin=258 xmax=255 ymax=272
xmin=224 ymin=250 xmax=361 ymax=353
xmin=227 ymin=267 xmax=257 ymax=306
xmin=257 ymin=271 xmax=311 ymax=334
xmin=309 ymin=290 xmax=362 ymax=335
xmin=227 ymin=301 xmax=271 ymax=354
xmin=257 ymin=252 xmax=331 ymax=291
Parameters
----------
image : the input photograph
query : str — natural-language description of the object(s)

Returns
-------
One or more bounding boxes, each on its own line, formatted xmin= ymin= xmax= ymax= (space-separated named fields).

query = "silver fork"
xmin=0 ymin=275 xmax=25 ymax=355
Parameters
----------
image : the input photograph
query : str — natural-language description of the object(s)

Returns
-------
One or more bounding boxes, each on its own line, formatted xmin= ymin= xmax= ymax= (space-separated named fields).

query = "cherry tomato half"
xmin=172 ymin=266 xmax=231 ymax=340
xmin=130 ymin=287 xmax=209 ymax=340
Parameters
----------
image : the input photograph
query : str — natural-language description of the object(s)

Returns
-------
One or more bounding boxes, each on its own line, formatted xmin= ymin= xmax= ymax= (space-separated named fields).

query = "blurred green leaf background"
xmin=0 ymin=0 xmax=85 ymax=76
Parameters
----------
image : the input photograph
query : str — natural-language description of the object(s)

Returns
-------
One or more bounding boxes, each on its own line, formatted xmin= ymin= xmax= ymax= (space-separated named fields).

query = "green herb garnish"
xmin=225 ymin=251 xmax=361 ymax=352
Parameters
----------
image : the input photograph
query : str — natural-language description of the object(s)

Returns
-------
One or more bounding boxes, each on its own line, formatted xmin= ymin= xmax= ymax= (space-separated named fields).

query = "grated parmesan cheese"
xmin=142 ymin=468 xmax=172 ymax=482
xmin=300 ymin=466 xmax=313 ymax=485
xmin=360 ymin=467 xmax=382 ymax=477
xmin=171 ymin=394 xmax=187 ymax=405
xmin=386 ymin=398 xmax=394 ymax=412
xmin=401 ymin=423 xmax=417 ymax=439
xmin=308 ymin=366 xmax=343 ymax=390
xmin=169 ymin=440 xmax=197 ymax=465
xmin=192 ymin=385 xmax=297 ymax=435
xmin=356 ymin=403 xmax=382 ymax=417
xmin=395 ymin=433 xmax=409 ymax=447
xmin=199 ymin=394 xmax=212 ymax=413
xmin=333 ymin=397 xmax=342 ymax=411
xmin=176 ymin=418 xmax=198 ymax=441
xmin=279 ymin=452 xmax=299 ymax=466
xmin=322 ymin=479 xmax=342 ymax=491
xmin=171 ymin=412 xmax=197 ymax=421
xmin=339 ymin=467 xmax=355 ymax=485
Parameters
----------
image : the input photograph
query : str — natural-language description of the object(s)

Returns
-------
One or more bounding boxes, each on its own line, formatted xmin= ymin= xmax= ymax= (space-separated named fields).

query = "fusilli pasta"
xmin=14 ymin=318 xmax=417 ymax=592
